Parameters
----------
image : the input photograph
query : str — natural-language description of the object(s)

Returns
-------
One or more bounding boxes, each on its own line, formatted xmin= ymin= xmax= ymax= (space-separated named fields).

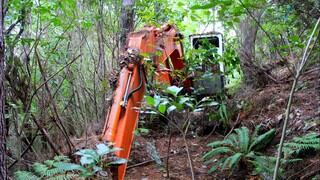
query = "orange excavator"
xmin=101 ymin=24 xmax=224 ymax=179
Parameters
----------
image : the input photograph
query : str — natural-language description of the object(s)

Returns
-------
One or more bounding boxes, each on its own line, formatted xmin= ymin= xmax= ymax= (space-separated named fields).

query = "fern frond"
xmin=252 ymin=125 xmax=262 ymax=138
xmin=226 ymin=133 xmax=239 ymax=148
xmin=44 ymin=160 xmax=55 ymax=167
xmin=32 ymin=162 xmax=49 ymax=177
xmin=203 ymin=147 xmax=233 ymax=160
xmin=54 ymin=162 xmax=86 ymax=172
xmin=284 ymin=142 xmax=320 ymax=150
xmin=249 ymin=129 xmax=275 ymax=151
xmin=221 ymin=152 xmax=242 ymax=170
xmin=235 ymin=127 xmax=250 ymax=153
xmin=53 ymin=156 xmax=71 ymax=163
xmin=47 ymin=173 xmax=81 ymax=180
xmin=207 ymin=157 xmax=227 ymax=174
xmin=207 ymin=139 xmax=233 ymax=148
xmin=292 ymin=133 xmax=319 ymax=143
xmin=45 ymin=167 xmax=64 ymax=177
xmin=14 ymin=171 xmax=40 ymax=180
xmin=283 ymin=132 xmax=320 ymax=155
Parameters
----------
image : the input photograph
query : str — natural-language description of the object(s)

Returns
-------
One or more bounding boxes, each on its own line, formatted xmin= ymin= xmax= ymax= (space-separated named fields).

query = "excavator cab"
xmin=190 ymin=32 xmax=225 ymax=95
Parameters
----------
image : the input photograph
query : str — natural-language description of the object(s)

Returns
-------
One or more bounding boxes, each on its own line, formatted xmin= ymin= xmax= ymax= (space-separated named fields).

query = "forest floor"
xmin=125 ymin=65 xmax=320 ymax=180
xmin=73 ymin=65 xmax=320 ymax=179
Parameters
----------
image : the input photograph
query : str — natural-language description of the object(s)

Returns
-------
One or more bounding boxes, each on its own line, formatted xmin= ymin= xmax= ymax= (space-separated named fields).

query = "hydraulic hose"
xmin=127 ymin=65 xmax=144 ymax=99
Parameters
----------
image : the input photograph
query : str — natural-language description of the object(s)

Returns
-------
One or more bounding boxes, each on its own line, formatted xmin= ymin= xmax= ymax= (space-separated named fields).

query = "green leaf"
xmin=167 ymin=105 xmax=177 ymax=113
xmin=191 ymin=2 xmax=215 ymax=10
xmin=207 ymin=139 xmax=233 ymax=148
xmin=249 ymin=129 xmax=276 ymax=151
xmin=203 ymin=147 xmax=233 ymax=160
xmin=221 ymin=152 xmax=242 ymax=170
xmin=158 ymin=103 xmax=167 ymax=114
xmin=145 ymin=95 xmax=155 ymax=106
xmin=177 ymin=2 xmax=184 ymax=7
xmin=179 ymin=97 xmax=190 ymax=104
xmin=80 ymin=155 xmax=95 ymax=165
xmin=166 ymin=86 xmax=183 ymax=97
xmin=54 ymin=162 xmax=86 ymax=172
xmin=208 ymin=165 xmax=219 ymax=174
xmin=93 ymin=166 xmax=102 ymax=173
xmin=96 ymin=144 xmax=110 ymax=156
xmin=32 ymin=163 xmax=48 ymax=176
xmin=75 ymin=149 xmax=97 ymax=157
xmin=14 ymin=171 xmax=40 ymax=180
xmin=235 ymin=127 xmax=250 ymax=153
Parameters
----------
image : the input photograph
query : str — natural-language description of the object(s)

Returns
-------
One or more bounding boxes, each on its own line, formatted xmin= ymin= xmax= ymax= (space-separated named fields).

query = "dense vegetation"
xmin=0 ymin=0 xmax=319 ymax=179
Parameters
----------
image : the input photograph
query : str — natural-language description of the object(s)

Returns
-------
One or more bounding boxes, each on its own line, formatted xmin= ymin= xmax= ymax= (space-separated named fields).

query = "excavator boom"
xmin=101 ymin=24 xmax=185 ymax=179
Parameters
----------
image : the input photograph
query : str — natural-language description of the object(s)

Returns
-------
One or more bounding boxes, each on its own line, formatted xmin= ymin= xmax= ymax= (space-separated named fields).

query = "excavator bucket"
xmin=101 ymin=24 xmax=185 ymax=180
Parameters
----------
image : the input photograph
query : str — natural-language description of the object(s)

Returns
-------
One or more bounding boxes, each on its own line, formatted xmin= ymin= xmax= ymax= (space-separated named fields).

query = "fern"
xmin=14 ymin=143 xmax=125 ymax=179
xmin=204 ymin=126 xmax=277 ymax=175
xmin=283 ymin=132 xmax=320 ymax=156
xmin=247 ymin=152 xmax=301 ymax=178
xmin=14 ymin=171 xmax=40 ymax=180
xmin=14 ymin=156 xmax=80 ymax=180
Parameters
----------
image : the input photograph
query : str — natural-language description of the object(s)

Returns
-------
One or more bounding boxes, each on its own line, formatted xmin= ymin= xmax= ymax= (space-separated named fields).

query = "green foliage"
xmin=283 ymin=132 xmax=320 ymax=157
xmin=145 ymin=86 xmax=222 ymax=116
xmin=203 ymin=126 xmax=277 ymax=175
xmin=14 ymin=155 xmax=82 ymax=180
xmin=246 ymin=152 xmax=300 ymax=178
xmin=14 ymin=143 xmax=126 ymax=179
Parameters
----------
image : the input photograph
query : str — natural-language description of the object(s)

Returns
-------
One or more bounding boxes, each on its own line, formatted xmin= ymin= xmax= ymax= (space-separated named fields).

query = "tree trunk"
xmin=96 ymin=0 xmax=107 ymax=123
xmin=0 ymin=0 xmax=7 ymax=179
xmin=119 ymin=0 xmax=135 ymax=50
xmin=238 ymin=10 xmax=270 ymax=88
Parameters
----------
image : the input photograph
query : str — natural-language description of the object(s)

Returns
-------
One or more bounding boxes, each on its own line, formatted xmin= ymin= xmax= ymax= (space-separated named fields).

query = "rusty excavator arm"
xmin=101 ymin=24 xmax=186 ymax=180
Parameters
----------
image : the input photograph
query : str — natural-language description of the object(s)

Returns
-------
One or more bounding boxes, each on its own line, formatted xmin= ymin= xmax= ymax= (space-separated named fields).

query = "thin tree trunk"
xmin=97 ymin=0 xmax=106 ymax=123
xmin=0 ymin=0 xmax=7 ymax=179
xmin=120 ymin=0 xmax=135 ymax=50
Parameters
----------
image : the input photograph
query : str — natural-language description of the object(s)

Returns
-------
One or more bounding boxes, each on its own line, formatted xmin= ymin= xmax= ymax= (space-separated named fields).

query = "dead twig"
xmin=224 ymin=112 xmax=241 ymax=139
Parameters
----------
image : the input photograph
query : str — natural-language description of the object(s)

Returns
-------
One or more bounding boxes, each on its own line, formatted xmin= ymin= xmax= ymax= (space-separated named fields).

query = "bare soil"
xmin=72 ymin=65 xmax=320 ymax=179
